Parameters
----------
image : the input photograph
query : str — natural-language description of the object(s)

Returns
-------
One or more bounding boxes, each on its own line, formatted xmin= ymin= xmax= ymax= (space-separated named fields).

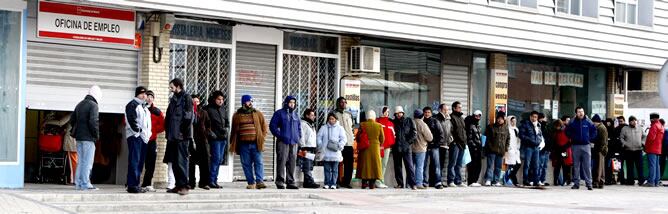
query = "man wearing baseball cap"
xmin=644 ymin=113 xmax=665 ymax=187
xmin=125 ymin=86 xmax=152 ymax=193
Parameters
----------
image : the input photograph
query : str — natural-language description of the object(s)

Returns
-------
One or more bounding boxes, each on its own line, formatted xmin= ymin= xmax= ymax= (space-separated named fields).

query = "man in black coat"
xmin=391 ymin=106 xmax=418 ymax=190
xmin=447 ymin=101 xmax=467 ymax=187
xmin=165 ymin=78 xmax=194 ymax=195
xmin=205 ymin=91 xmax=229 ymax=189
xmin=70 ymin=85 xmax=101 ymax=191
xmin=422 ymin=106 xmax=444 ymax=189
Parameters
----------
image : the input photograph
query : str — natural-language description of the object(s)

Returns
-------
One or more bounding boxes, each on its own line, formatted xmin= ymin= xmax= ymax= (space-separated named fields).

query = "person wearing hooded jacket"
xmin=392 ymin=106 xmax=418 ymax=189
xmin=566 ymin=107 xmax=597 ymax=190
xmin=466 ymin=110 xmax=483 ymax=187
xmin=299 ymin=109 xmax=320 ymax=189
xmin=317 ymin=113 xmax=347 ymax=189
xmin=448 ymin=101 xmax=467 ymax=187
xmin=504 ymin=116 xmax=522 ymax=186
xmin=205 ymin=91 xmax=229 ymax=189
xmin=484 ymin=112 xmax=509 ymax=187
xmin=412 ymin=109 xmax=434 ymax=189
xmin=70 ymin=85 xmax=101 ymax=191
xmin=270 ymin=96 xmax=302 ymax=190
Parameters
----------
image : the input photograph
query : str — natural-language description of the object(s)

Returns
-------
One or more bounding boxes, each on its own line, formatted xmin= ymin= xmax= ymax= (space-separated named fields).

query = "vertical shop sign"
xmin=552 ymin=100 xmax=559 ymax=120
xmin=609 ymin=94 xmax=625 ymax=117
xmin=342 ymin=79 xmax=361 ymax=123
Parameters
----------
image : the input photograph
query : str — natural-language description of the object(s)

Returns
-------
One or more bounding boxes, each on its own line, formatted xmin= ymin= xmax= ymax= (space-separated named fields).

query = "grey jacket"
xmin=69 ymin=95 xmax=99 ymax=142
xmin=620 ymin=125 xmax=643 ymax=151
xmin=435 ymin=112 xmax=453 ymax=148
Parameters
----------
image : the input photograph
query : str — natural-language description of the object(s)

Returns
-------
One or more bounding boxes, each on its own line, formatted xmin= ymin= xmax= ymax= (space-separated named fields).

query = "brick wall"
xmin=339 ymin=36 xmax=359 ymax=75
xmin=642 ymin=70 xmax=659 ymax=91
xmin=140 ymin=18 xmax=172 ymax=188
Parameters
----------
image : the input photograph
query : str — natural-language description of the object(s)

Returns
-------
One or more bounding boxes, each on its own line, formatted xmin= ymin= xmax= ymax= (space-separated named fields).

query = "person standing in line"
xmin=298 ymin=109 xmax=320 ymax=189
xmin=566 ymin=107 xmax=597 ymax=191
xmin=270 ymin=96 xmax=302 ymax=190
xmin=332 ymin=97 xmax=355 ymax=189
xmin=484 ymin=112 xmax=509 ymax=187
xmin=422 ymin=107 xmax=444 ymax=189
xmin=519 ymin=111 xmax=544 ymax=187
xmin=465 ymin=110 xmax=483 ymax=187
xmin=164 ymin=78 xmax=194 ymax=195
xmin=141 ymin=91 xmax=165 ymax=192
xmin=125 ymin=86 xmax=152 ymax=193
xmin=376 ymin=106 xmax=395 ymax=189
xmin=230 ymin=95 xmax=269 ymax=190
xmin=358 ymin=110 xmax=385 ymax=189
xmin=537 ymin=113 xmax=552 ymax=186
xmin=392 ymin=106 xmax=418 ymax=190
xmin=69 ymin=85 xmax=101 ymax=191
xmin=603 ymin=118 xmax=616 ymax=185
xmin=504 ymin=116 xmax=522 ymax=187
xmin=205 ymin=91 xmax=229 ymax=189
xmin=613 ymin=116 xmax=628 ymax=185
xmin=317 ymin=113 xmax=347 ymax=189
xmin=660 ymin=119 xmax=668 ymax=184
xmin=620 ymin=116 xmax=644 ymax=186
xmin=591 ymin=114 xmax=608 ymax=189
xmin=644 ymin=113 xmax=664 ymax=187
xmin=447 ymin=102 xmax=467 ymax=187
xmin=551 ymin=119 xmax=573 ymax=186
xmin=188 ymin=95 xmax=211 ymax=190
xmin=412 ymin=109 xmax=434 ymax=189
xmin=434 ymin=104 xmax=452 ymax=186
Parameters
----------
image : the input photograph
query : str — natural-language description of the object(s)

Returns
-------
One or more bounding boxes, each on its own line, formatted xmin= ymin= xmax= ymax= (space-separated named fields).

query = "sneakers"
xmin=529 ymin=182 xmax=534 ymax=186
xmin=143 ymin=186 xmax=156 ymax=192
xmin=484 ymin=181 xmax=492 ymax=186
xmin=469 ymin=183 xmax=481 ymax=187
xmin=323 ymin=185 xmax=331 ymax=189
xmin=330 ymin=186 xmax=337 ymax=190
xmin=246 ymin=184 xmax=256 ymax=190
xmin=538 ymin=182 xmax=544 ymax=186
xmin=435 ymin=184 xmax=444 ymax=189
xmin=422 ymin=184 xmax=428 ymax=188
xmin=457 ymin=183 xmax=467 ymax=188
xmin=256 ymin=182 xmax=267 ymax=189
xmin=376 ymin=181 xmax=389 ymax=189
xmin=493 ymin=183 xmax=502 ymax=187
xmin=448 ymin=183 xmax=456 ymax=187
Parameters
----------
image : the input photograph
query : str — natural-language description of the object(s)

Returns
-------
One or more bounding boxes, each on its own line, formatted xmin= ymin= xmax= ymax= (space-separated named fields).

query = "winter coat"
xmin=435 ymin=112 xmax=453 ymax=147
xmin=376 ymin=117 xmax=396 ymax=150
xmin=450 ymin=111 xmax=467 ymax=149
xmin=644 ymin=120 xmax=665 ymax=155
xmin=593 ymin=123 xmax=609 ymax=155
xmin=69 ymin=95 xmax=100 ymax=142
xmin=192 ymin=106 xmax=211 ymax=162
xmin=269 ymin=96 xmax=301 ymax=145
xmin=465 ymin=116 xmax=482 ymax=151
xmin=485 ymin=123 xmax=509 ymax=155
xmin=552 ymin=129 xmax=573 ymax=166
xmin=505 ymin=124 xmax=521 ymax=165
xmin=205 ymin=102 xmax=229 ymax=141
xmin=620 ymin=126 xmax=643 ymax=151
xmin=519 ymin=120 xmax=543 ymax=148
xmin=333 ymin=109 xmax=355 ymax=147
xmin=358 ymin=120 xmax=384 ymax=180
xmin=566 ymin=117 xmax=597 ymax=145
xmin=124 ymin=98 xmax=152 ymax=143
xmin=316 ymin=122 xmax=347 ymax=162
xmin=299 ymin=119 xmax=317 ymax=148
xmin=540 ymin=121 xmax=553 ymax=152
xmin=412 ymin=118 xmax=434 ymax=153
xmin=149 ymin=104 xmax=165 ymax=142
xmin=165 ymin=91 xmax=194 ymax=141
xmin=424 ymin=117 xmax=444 ymax=149
xmin=230 ymin=107 xmax=268 ymax=154
xmin=392 ymin=116 xmax=417 ymax=153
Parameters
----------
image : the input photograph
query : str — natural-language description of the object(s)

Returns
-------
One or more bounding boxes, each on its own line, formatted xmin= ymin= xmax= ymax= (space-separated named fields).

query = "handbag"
xmin=326 ymin=127 xmax=341 ymax=151
xmin=357 ymin=126 xmax=370 ymax=150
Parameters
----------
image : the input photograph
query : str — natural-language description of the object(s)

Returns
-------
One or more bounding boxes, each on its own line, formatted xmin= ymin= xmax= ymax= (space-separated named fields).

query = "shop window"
xmin=616 ymin=0 xmax=652 ymax=26
xmin=471 ymin=54 xmax=489 ymax=128
xmin=282 ymin=55 xmax=337 ymax=129
xmin=557 ymin=0 xmax=598 ymax=17
xmin=627 ymin=71 xmax=642 ymax=91
xmin=0 ymin=10 xmax=21 ymax=162
xmin=489 ymin=0 xmax=538 ymax=8
xmin=169 ymin=44 xmax=231 ymax=108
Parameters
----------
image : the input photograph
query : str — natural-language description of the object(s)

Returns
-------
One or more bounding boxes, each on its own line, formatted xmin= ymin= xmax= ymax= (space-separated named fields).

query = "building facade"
xmin=2 ymin=0 xmax=667 ymax=187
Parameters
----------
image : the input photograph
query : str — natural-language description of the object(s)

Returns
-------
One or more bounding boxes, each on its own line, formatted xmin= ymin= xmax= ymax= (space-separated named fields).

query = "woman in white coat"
xmin=317 ymin=113 xmax=347 ymax=189
xmin=504 ymin=115 xmax=522 ymax=186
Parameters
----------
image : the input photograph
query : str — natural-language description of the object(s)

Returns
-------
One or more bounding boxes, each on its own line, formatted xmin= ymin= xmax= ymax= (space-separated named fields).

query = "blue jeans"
xmin=323 ymin=161 xmax=339 ymax=187
xmin=126 ymin=136 xmax=147 ymax=191
xmin=647 ymin=154 xmax=661 ymax=186
xmin=239 ymin=143 xmax=264 ymax=185
xmin=424 ymin=148 xmax=442 ymax=186
xmin=521 ymin=146 xmax=540 ymax=185
xmin=485 ymin=153 xmax=503 ymax=184
xmin=209 ymin=140 xmax=228 ymax=185
xmin=75 ymin=141 xmax=95 ymax=190
xmin=413 ymin=152 xmax=426 ymax=186
xmin=447 ymin=145 xmax=464 ymax=185
xmin=539 ymin=151 xmax=550 ymax=183
xmin=300 ymin=156 xmax=316 ymax=185
xmin=572 ymin=144 xmax=592 ymax=187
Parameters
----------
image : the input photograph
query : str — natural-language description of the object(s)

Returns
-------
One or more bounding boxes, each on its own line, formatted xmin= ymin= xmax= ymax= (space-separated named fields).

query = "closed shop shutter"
xmin=26 ymin=42 xmax=138 ymax=113
xmin=233 ymin=42 xmax=277 ymax=180
xmin=442 ymin=65 xmax=470 ymax=114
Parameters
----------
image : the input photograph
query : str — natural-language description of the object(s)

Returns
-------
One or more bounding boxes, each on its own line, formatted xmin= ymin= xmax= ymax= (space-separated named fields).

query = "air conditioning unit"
xmin=349 ymin=46 xmax=380 ymax=73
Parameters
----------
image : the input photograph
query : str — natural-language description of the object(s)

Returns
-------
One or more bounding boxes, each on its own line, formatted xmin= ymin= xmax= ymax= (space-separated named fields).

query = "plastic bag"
xmin=462 ymin=145 xmax=472 ymax=165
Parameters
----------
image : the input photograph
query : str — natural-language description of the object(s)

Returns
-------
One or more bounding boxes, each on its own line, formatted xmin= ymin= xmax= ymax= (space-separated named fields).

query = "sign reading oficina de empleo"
xmin=37 ymin=1 xmax=136 ymax=45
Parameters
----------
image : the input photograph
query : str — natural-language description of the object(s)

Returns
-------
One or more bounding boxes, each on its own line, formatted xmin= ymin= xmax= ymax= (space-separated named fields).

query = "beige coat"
xmin=411 ymin=118 xmax=433 ymax=153
xmin=45 ymin=113 xmax=76 ymax=152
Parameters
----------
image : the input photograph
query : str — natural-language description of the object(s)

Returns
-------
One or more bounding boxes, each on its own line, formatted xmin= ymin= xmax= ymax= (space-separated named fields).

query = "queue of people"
xmin=67 ymin=79 xmax=666 ymax=195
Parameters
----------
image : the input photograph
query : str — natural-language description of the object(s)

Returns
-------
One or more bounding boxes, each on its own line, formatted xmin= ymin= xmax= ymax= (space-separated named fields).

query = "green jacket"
xmin=594 ymin=123 xmax=608 ymax=155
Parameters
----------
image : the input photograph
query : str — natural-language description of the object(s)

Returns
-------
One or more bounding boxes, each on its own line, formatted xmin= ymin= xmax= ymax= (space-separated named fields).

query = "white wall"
xmin=90 ymin=0 xmax=668 ymax=70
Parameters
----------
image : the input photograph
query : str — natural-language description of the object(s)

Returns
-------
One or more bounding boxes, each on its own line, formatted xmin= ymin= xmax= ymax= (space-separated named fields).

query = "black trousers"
xmin=623 ymin=150 xmax=644 ymax=185
xmin=507 ymin=164 xmax=521 ymax=185
xmin=660 ymin=153 xmax=668 ymax=179
xmin=467 ymin=147 xmax=482 ymax=185
xmin=188 ymin=142 xmax=210 ymax=187
xmin=169 ymin=140 xmax=190 ymax=189
xmin=339 ymin=146 xmax=354 ymax=186
xmin=392 ymin=149 xmax=416 ymax=188
xmin=142 ymin=140 xmax=157 ymax=187
xmin=553 ymin=159 xmax=572 ymax=185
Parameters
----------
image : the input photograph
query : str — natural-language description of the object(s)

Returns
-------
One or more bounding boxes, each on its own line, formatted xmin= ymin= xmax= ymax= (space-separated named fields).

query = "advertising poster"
xmin=544 ymin=72 xmax=557 ymax=85
xmin=531 ymin=70 xmax=543 ymax=85
xmin=341 ymin=79 xmax=361 ymax=123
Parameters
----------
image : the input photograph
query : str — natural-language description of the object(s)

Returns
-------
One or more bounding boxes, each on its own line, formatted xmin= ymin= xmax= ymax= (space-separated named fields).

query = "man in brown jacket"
xmin=230 ymin=95 xmax=269 ymax=189
xmin=484 ymin=112 xmax=509 ymax=186
xmin=592 ymin=114 xmax=608 ymax=189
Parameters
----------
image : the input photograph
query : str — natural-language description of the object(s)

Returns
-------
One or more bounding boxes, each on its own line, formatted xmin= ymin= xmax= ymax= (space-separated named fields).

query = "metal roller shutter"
xmin=442 ymin=65 xmax=470 ymax=114
xmin=233 ymin=42 xmax=277 ymax=181
xmin=26 ymin=42 xmax=138 ymax=113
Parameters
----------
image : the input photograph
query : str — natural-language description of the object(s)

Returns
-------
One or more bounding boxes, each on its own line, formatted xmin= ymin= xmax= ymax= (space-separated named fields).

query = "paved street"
xmin=2 ymin=184 xmax=668 ymax=213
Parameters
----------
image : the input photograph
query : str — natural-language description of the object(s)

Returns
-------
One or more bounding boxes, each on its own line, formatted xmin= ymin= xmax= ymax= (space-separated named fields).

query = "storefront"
xmin=0 ymin=0 xmax=27 ymax=188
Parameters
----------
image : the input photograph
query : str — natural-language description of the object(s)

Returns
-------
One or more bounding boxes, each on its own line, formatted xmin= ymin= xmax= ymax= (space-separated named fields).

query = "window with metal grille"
xmin=282 ymin=54 xmax=337 ymax=129
xmin=169 ymin=43 xmax=231 ymax=109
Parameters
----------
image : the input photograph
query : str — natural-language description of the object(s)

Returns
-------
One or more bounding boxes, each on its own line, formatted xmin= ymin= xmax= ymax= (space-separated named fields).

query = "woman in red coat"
xmin=551 ymin=119 xmax=573 ymax=186
xmin=375 ymin=106 xmax=395 ymax=188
